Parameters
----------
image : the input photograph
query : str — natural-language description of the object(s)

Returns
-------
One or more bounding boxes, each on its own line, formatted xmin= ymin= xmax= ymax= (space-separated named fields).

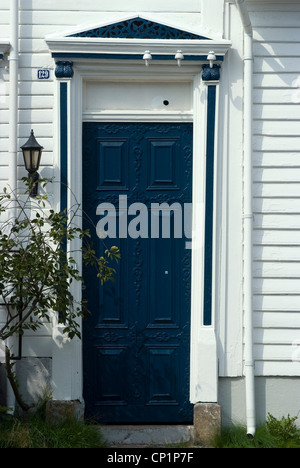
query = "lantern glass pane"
xmin=32 ymin=150 xmax=40 ymax=170
xmin=23 ymin=150 xmax=31 ymax=172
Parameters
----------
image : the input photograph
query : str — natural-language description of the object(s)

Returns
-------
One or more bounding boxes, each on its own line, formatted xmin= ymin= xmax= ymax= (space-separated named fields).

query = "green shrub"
xmin=265 ymin=413 xmax=300 ymax=448
xmin=214 ymin=414 xmax=300 ymax=448
xmin=0 ymin=415 xmax=107 ymax=448
xmin=0 ymin=179 xmax=119 ymax=412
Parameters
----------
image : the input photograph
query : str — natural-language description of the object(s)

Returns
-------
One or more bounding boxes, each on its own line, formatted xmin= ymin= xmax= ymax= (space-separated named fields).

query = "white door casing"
xmin=45 ymin=20 xmax=231 ymax=406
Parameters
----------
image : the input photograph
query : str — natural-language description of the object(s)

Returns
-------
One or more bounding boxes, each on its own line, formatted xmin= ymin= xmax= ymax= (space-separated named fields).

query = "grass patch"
xmin=0 ymin=414 xmax=107 ymax=448
xmin=213 ymin=414 xmax=300 ymax=448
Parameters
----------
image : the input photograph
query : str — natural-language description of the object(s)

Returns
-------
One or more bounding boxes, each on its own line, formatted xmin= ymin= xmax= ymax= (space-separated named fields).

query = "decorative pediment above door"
xmin=66 ymin=16 xmax=210 ymax=40
xmin=45 ymin=14 xmax=231 ymax=62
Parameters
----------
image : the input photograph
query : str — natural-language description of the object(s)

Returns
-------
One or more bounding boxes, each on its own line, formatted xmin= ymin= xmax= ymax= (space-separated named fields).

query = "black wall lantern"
xmin=21 ymin=130 xmax=43 ymax=197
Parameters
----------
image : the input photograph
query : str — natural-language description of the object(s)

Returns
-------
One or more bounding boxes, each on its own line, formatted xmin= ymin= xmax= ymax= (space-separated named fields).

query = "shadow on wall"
xmin=15 ymin=357 xmax=52 ymax=408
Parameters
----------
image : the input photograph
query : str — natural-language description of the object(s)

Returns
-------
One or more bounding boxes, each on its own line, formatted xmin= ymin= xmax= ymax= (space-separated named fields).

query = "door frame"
xmin=47 ymin=35 xmax=230 ymax=411
xmin=82 ymin=120 xmax=195 ymax=423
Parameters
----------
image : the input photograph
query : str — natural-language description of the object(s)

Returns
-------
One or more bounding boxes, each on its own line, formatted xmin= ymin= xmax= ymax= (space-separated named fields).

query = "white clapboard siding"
xmin=19 ymin=39 xmax=50 ymax=54
xmin=253 ymin=104 xmax=300 ymax=120
xmin=249 ymin=10 xmax=300 ymax=27
xmin=19 ymin=108 xmax=53 ymax=124
xmin=250 ymin=3 xmax=300 ymax=376
xmin=253 ymin=122 xmax=300 ymax=136
xmin=254 ymin=42 xmax=300 ymax=58
xmin=254 ymin=152 xmax=300 ymax=166
xmin=254 ymin=328 xmax=300 ymax=345
xmin=19 ymin=81 xmax=54 ymax=96
xmin=253 ymin=27 xmax=300 ymax=43
xmin=254 ymin=345 xmax=298 ymax=361
xmin=0 ymin=167 xmax=9 ymax=180
xmin=254 ymin=262 xmax=300 ymax=278
xmin=0 ymin=165 xmax=54 ymax=181
xmin=18 ymin=125 xmax=53 ymax=140
xmin=254 ymin=73 xmax=300 ymax=89
xmin=253 ymin=198 xmax=300 ymax=214
xmin=0 ymin=9 xmax=8 ymax=22
xmin=19 ymin=54 xmax=55 ymax=70
xmin=254 ymin=245 xmax=300 ymax=262
xmin=253 ymin=183 xmax=300 ymax=198
xmin=255 ymin=361 xmax=300 ymax=377
xmin=17 ymin=0 xmax=201 ymax=13
xmin=19 ymin=110 xmax=54 ymax=124
xmin=20 ymin=68 xmax=54 ymax=82
xmin=254 ymin=312 xmax=300 ymax=328
xmin=254 ymin=57 xmax=300 ymax=74
xmin=0 ymin=153 xmax=9 ymax=165
xmin=254 ymin=278 xmax=300 ymax=295
xmin=253 ymin=230 xmax=300 ymax=247
xmin=254 ymin=167 xmax=300 ymax=183
xmin=254 ymin=216 xmax=300 ymax=234
xmin=20 ymin=24 xmax=74 ymax=39
xmin=253 ymin=88 xmax=300 ymax=104
xmin=18 ymin=95 xmax=54 ymax=110
xmin=0 ymin=138 xmax=53 ymax=153
xmin=254 ymin=136 xmax=300 ymax=152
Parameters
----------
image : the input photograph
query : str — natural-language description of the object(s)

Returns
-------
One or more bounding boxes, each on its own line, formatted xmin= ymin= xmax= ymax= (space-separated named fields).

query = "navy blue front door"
xmin=82 ymin=122 xmax=193 ymax=423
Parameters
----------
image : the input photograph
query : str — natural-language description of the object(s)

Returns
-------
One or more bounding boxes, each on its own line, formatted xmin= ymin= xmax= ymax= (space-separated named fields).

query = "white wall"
xmin=225 ymin=1 xmax=300 ymax=378
xmin=2 ymin=0 xmax=300 ymax=385
xmin=250 ymin=2 xmax=300 ymax=377
xmin=218 ymin=1 xmax=300 ymax=380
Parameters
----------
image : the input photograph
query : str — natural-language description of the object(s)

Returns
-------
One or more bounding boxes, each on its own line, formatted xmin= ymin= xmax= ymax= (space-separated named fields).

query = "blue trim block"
xmin=203 ymin=85 xmax=216 ymax=326
xmin=55 ymin=61 xmax=74 ymax=79
xmin=202 ymin=64 xmax=221 ymax=81
xmin=60 ymin=82 xmax=68 ymax=215
xmin=52 ymin=52 xmax=224 ymax=63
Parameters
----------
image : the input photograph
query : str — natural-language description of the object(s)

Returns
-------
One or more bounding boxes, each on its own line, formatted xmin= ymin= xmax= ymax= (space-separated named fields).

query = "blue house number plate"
xmin=37 ymin=69 xmax=50 ymax=80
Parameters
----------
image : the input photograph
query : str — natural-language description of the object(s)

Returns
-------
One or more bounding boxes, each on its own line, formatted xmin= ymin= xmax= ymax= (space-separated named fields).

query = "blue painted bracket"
xmin=202 ymin=64 xmax=221 ymax=81
xmin=55 ymin=61 xmax=74 ymax=79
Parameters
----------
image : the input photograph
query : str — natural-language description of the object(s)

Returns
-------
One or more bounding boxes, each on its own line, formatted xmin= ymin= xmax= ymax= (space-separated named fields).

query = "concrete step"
xmin=100 ymin=425 xmax=194 ymax=447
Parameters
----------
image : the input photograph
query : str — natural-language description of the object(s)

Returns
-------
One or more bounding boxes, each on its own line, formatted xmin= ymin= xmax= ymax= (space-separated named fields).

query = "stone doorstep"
xmin=45 ymin=400 xmax=221 ymax=447
xmin=100 ymin=425 xmax=194 ymax=447
xmin=102 ymin=404 xmax=221 ymax=447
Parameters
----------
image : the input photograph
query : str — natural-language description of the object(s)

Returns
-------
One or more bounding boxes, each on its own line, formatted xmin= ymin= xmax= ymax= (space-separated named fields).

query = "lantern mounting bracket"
xmin=20 ymin=130 xmax=43 ymax=198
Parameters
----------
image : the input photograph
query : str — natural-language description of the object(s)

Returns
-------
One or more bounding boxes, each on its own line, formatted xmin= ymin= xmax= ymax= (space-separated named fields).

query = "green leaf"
xmin=0 ymin=178 xmax=119 ymax=347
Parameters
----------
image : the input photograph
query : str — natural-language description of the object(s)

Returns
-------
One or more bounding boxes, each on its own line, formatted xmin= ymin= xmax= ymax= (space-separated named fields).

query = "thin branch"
xmin=1 ymin=296 xmax=41 ymax=341
xmin=5 ymin=345 xmax=35 ymax=411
